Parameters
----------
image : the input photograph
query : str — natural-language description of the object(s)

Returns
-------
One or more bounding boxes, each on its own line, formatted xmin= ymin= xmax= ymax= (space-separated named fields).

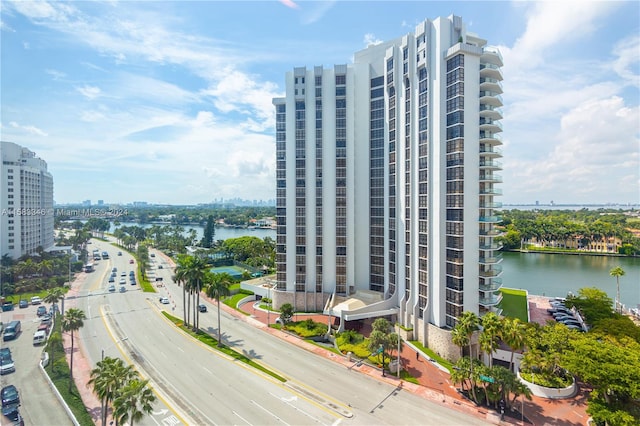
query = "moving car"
xmin=1 ymin=384 xmax=19 ymax=406
xmin=158 ymin=265 xmax=163 ymax=269
xmin=30 ymin=296 xmax=41 ymax=305
xmin=198 ymin=304 xmax=207 ymax=313
xmin=18 ymin=300 xmax=28 ymax=309
xmin=129 ymin=259 xmax=134 ymax=264
xmin=117 ymin=251 xmax=122 ymax=256
xmin=36 ymin=306 xmax=47 ymax=316
xmin=159 ymin=297 xmax=170 ymax=304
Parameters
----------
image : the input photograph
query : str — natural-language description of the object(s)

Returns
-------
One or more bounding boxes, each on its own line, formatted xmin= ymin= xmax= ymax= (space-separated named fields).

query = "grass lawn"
xmin=499 ymin=288 xmax=529 ymax=322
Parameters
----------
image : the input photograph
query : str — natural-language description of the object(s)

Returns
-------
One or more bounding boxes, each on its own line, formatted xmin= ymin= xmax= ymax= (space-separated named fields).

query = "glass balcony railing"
xmin=479 ymin=265 xmax=503 ymax=277
xmin=479 ymin=293 xmax=503 ymax=307
xmin=479 ymin=253 xmax=504 ymax=264
xmin=479 ymin=201 xmax=503 ymax=208
xmin=480 ymin=174 xmax=503 ymax=183
xmin=479 ymin=188 xmax=503 ymax=195
xmin=480 ymin=63 xmax=500 ymax=71
xmin=479 ymin=281 xmax=503 ymax=292
xmin=479 ymin=242 xmax=503 ymax=250
xmin=479 ymin=228 xmax=502 ymax=237
xmin=479 ymin=160 xmax=503 ymax=169
xmin=479 ymin=146 xmax=503 ymax=155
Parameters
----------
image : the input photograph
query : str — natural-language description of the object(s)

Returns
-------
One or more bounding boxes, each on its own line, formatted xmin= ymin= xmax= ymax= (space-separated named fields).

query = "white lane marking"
xmin=251 ymin=400 xmax=291 ymax=426
xmin=269 ymin=392 xmax=326 ymax=425
xmin=233 ymin=411 xmax=252 ymax=425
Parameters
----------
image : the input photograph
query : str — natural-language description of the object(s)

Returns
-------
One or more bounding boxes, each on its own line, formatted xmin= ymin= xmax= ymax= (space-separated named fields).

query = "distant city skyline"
xmin=2 ymin=1 xmax=638 ymax=205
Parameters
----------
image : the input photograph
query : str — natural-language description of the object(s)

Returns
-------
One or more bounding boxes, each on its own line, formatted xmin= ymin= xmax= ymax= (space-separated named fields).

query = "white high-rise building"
xmin=272 ymin=15 xmax=503 ymax=356
xmin=1 ymin=141 xmax=55 ymax=259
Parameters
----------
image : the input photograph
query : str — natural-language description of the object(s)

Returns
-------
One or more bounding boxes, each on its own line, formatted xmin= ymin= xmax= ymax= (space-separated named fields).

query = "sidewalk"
xmin=230 ymin=298 xmax=590 ymax=426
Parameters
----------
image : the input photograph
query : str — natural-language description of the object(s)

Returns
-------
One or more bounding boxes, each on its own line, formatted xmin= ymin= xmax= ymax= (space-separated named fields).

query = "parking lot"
xmin=1 ymin=301 xmax=70 ymax=425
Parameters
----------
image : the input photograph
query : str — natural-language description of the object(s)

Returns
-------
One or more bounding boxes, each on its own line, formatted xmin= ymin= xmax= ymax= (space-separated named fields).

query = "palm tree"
xmin=479 ymin=312 xmax=502 ymax=368
xmin=454 ymin=311 xmax=480 ymax=402
xmin=61 ymin=308 xmax=87 ymax=392
xmin=43 ymin=287 xmax=65 ymax=318
xmin=88 ymin=357 xmax=138 ymax=426
xmin=502 ymin=318 xmax=526 ymax=373
xmin=609 ymin=266 xmax=625 ymax=313
xmin=205 ymin=272 xmax=232 ymax=346
xmin=112 ymin=378 xmax=156 ymax=426
xmin=177 ymin=255 xmax=209 ymax=330
xmin=173 ymin=254 xmax=192 ymax=327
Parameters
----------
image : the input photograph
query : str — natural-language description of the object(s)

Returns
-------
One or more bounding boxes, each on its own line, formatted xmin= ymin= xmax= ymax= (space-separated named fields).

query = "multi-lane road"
xmin=9 ymin=239 xmax=491 ymax=425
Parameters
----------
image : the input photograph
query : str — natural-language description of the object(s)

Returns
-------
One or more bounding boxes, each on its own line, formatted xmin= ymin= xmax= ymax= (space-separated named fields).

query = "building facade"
xmin=1 ymin=141 xmax=55 ymax=259
xmin=272 ymin=15 xmax=503 ymax=349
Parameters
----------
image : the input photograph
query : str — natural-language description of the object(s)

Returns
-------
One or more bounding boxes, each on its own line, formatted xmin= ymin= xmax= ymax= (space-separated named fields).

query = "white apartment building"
xmin=1 ymin=141 xmax=55 ymax=259
xmin=272 ymin=15 xmax=503 ymax=356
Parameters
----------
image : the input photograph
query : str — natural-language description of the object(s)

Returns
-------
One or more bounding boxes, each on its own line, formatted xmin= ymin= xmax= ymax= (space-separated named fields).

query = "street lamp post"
xmin=101 ymin=337 xmax=129 ymax=361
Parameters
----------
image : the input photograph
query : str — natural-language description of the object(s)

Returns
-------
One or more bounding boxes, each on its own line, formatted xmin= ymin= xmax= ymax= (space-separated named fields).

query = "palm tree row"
xmin=173 ymin=254 xmax=233 ymax=343
xmin=88 ymin=357 xmax=156 ymax=426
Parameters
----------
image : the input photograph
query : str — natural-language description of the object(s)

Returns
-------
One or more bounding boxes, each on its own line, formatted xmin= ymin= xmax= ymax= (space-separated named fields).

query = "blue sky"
xmin=1 ymin=1 xmax=638 ymax=206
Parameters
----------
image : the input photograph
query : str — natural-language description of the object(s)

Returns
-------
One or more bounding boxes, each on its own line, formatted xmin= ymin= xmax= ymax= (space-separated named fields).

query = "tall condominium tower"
xmin=1 ymin=141 xmax=55 ymax=259
xmin=272 ymin=15 xmax=503 ymax=355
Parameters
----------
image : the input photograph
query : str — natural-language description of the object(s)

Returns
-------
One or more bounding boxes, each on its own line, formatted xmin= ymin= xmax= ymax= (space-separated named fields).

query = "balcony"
xmin=480 ymin=77 xmax=503 ymax=94
xmin=479 ymin=173 xmax=503 ymax=183
xmin=479 ymin=293 xmax=503 ymax=307
xmin=479 ymin=228 xmax=501 ymax=238
xmin=479 ymin=104 xmax=503 ymax=120
xmin=480 ymin=119 xmax=503 ymax=134
xmin=482 ymin=47 xmax=503 ymax=65
xmin=479 ymin=91 xmax=503 ymax=107
xmin=479 ymin=145 xmax=502 ymax=156
xmin=479 ymin=63 xmax=503 ymax=80
xmin=479 ymin=281 xmax=503 ymax=292
xmin=479 ymin=242 xmax=503 ymax=250
xmin=479 ymin=265 xmax=503 ymax=277
xmin=479 ymin=187 xmax=503 ymax=195
xmin=479 ymin=160 xmax=502 ymax=170
xmin=480 ymin=132 xmax=503 ymax=146
xmin=479 ymin=253 xmax=504 ymax=265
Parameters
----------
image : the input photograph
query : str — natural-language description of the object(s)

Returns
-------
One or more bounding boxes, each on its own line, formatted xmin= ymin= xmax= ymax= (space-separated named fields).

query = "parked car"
xmin=1 ymin=402 xmax=23 ymax=426
xmin=112 ymin=267 xmax=117 ymax=272
xmin=18 ymin=300 xmax=28 ymax=309
xmin=198 ymin=304 xmax=207 ymax=313
xmin=0 ymin=357 xmax=15 ymax=375
xmin=117 ymin=251 xmax=122 ymax=256
xmin=108 ymin=276 xmax=115 ymax=283
xmin=40 ymin=314 xmax=52 ymax=325
xmin=158 ymin=265 xmax=163 ymax=269
xmin=1 ymin=384 xmax=19 ymax=406
xmin=30 ymin=296 xmax=41 ymax=305
xmin=0 ymin=348 xmax=11 ymax=361
xmin=119 ymin=286 xmax=127 ymax=293
xmin=2 ymin=321 xmax=21 ymax=342
xmin=159 ymin=297 xmax=170 ymax=304
xmin=129 ymin=259 xmax=134 ymax=264
xmin=119 ymin=278 xmax=126 ymax=285
xmin=36 ymin=306 xmax=47 ymax=317
xmin=32 ymin=330 xmax=47 ymax=345
xmin=120 ymin=272 xmax=126 ymax=277
xmin=108 ymin=285 xmax=116 ymax=293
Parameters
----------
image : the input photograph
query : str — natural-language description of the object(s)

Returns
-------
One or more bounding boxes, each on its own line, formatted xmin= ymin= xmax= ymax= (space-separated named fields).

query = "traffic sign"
xmin=479 ymin=375 xmax=495 ymax=383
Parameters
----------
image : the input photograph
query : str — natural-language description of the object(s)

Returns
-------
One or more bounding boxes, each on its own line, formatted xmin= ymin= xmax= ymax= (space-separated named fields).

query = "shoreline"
xmin=508 ymin=248 xmax=638 ymax=258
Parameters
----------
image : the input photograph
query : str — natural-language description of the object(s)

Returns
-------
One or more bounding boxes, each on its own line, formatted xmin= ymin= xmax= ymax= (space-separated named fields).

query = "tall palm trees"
xmin=61 ymin=308 xmax=86 ymax=392
xmin=502 ymin=318 xmax=526 ymax=372
xmin=609 ymin=266 xmax=625 ymax=313
xmin=174 ymin=254 xmax=209 ymax=330
xmin=88 ymin=357 xmax=137 ymax=426
xmin=113 ymin=378 xmax=156 ymax=426
xmin=205 ymin=272 xmax=232 ymax=346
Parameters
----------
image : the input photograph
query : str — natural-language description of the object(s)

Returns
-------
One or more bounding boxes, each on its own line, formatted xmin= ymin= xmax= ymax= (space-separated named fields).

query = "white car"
xmin=30 ymin=296 xmax=42 ymax=305
xmin=119 ymin=278 xmax=126 ymax=285
xmin=159 ymin=297 xmax=170 ymax=305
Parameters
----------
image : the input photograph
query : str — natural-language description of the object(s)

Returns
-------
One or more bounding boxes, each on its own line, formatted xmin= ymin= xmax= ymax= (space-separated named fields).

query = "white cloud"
xmin=611 ymin=35 xmax=640 ymax=87
xmin=45 ymin=69 xmax=66 ymax=80
xmin=364 ymin=33 xmax=383 ymax=47
xmin=9 ymin=121 xmax=48 ymax=137
xmin=76 ymin=85 xmax=101 ymax=99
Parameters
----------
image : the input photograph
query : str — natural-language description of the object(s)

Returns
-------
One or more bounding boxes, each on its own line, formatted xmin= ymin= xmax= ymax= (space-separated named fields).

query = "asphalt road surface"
xmin=74 ymin=241 xmax=490 ymax=426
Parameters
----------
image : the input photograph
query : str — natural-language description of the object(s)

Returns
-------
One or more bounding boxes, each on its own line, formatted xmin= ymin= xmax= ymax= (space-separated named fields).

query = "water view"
xmin=109 ymin=222 xmax=639 ymax=309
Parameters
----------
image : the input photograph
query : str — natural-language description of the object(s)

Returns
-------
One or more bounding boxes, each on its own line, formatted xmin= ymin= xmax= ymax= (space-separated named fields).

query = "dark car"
xmin=0 ymin=348 xmax=11 ymax=361
xmin=18 ymin=300 xmax=28 ymax=309
xmin=198 ymin=304 xmax=207 ymax=313
xmin=1 ymin=385 xmax=20 ymax=407
xmin=1 ymin=402 xmax=23 ymax=426
xmin=36 ymin=306 xmax=47 ymax=317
